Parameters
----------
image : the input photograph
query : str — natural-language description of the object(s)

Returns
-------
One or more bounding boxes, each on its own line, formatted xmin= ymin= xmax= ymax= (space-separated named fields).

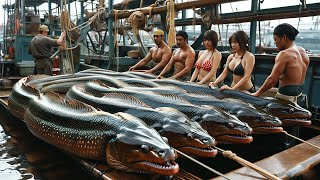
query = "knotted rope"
xmin=128 ymin=11 xmax=146 ymax=36
xmin=166 ymin=0 xmax=176 ymax=47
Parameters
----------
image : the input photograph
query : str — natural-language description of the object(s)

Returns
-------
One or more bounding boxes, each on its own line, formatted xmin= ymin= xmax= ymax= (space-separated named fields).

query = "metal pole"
xmin=108 ymin=0 xmax=115 ymax=69
xmin=48 ymin=0 xmax=52 ymax=35
xmin=68 ymin=0 xmax=70 ymax=16
xmin=21 ymin=0 xmax=25 ymax=34
xmin=3 ymin=0 xmax=7 ymax=54
xmin=181 ymin=0 xmax=186 ymax=32
xmin=80 ymin=0 xmax=84 ymax=24
xmin=249 ymin=0 xmax=258 ymax=54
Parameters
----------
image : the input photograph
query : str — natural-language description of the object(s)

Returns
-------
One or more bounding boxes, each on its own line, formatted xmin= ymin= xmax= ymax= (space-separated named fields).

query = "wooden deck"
xmin=214 ymin=135 xmax=320 ymax=180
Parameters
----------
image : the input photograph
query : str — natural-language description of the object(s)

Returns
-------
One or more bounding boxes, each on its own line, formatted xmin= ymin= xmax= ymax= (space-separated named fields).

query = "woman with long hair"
xmin=209 ymin=30 xmax=256 ymax=92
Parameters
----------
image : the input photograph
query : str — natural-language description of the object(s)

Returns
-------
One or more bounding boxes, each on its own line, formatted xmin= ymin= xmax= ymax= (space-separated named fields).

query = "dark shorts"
xmin=34 ymin=58 xmax=53 ymax=75
xmin=278 ymin=84 xmax=304 ymax=96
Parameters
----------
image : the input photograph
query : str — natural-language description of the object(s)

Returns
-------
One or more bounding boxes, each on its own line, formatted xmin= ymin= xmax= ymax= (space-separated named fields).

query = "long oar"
xmin=215 ymin=146 xmax=281 ymax=180
xmin=173 ymin=148 xmax=230 ymax=180
xmin=283 ymin=131 xmax=320 ymax=150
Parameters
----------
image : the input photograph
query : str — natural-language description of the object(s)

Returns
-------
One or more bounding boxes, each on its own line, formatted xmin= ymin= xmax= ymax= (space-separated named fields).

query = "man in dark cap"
xmin=29 ymin=25 xmax=66 ymax=75
xmin=252 ymin=23 xmax=310 ymax=104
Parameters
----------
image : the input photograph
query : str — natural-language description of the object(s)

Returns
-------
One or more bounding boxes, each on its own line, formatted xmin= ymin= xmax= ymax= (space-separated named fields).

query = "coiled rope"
xmin=128 ymin=11 xmax=146 ymax=36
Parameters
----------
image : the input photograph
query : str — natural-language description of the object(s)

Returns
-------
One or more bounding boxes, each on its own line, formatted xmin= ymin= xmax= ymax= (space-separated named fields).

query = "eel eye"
xmin=227 ymin=122 xmax=234 ymax=128
xmin=141 ymin=145 xmax=149 ymax=153
xmin=289 ymin=108 xmax=295 ymax=113
xmin=187 ymin=133 xmax=194 ymax=140
xmin=162 ymin=137 xmax=169 ymax=144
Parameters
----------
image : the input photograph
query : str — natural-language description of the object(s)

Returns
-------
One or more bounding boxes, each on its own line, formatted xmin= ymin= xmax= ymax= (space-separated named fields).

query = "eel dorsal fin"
xmin=89 ymin=79 xmax=109 ymax=88
xmin=43 ymin=92 xmax=98 ymax=113
xmin=26 ymin=75 xmax=49 ymax=83
xmin=102 ymin=92 xmax=150 ymax=108
xmin=22 ymin=83 xmax=41 ymax=96
xmin=153 ymin=92 xmax=191 ymax=104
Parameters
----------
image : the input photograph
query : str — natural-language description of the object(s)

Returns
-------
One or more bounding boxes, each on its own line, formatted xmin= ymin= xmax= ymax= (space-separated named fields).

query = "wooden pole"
xmin=114 ymin=0 xmax=245 ymax=19
xmin=215 ymin=147 xmax=281 ymax=180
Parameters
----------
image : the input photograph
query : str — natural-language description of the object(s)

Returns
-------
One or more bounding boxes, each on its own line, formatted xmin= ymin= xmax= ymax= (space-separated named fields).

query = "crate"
xmin=127 ymin=50 xmax=140 ymax=58
xmin=16 ymin=62 xmax=35 ymax=76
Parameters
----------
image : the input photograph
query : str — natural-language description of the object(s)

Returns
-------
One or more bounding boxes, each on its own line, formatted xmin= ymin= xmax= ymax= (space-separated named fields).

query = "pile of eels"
xmin=8 ymin=68 xmax=312 ymax=176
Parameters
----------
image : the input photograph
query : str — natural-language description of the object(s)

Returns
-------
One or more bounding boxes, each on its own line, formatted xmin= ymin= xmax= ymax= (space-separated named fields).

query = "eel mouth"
xmin=134 ymin=161 xmax=179 ymax=176
xmin=280 ymin=118 xmax=312 ymax=126
xmin=177 ymin=146 xmax=218 ymax=157
xmin=215 ymin=134 xmax=253 ymax=144
xmin=252 ymin=126 xmax=284 ymax=134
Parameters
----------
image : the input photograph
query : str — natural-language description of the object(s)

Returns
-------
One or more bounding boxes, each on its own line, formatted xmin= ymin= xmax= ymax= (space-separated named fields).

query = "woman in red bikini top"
xmin=209 ymin=30 xmax=256 ymax=93
xmin=189 ymin=30 xmax=222 ymax=85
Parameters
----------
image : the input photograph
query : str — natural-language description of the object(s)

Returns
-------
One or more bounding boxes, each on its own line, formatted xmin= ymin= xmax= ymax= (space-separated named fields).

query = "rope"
xmin=215 ymin=146 xmax=281 ymax=180
xmin=61 ymin=0 xmax=77 ymax=74
xmin=166 ymin=0 xmax=176 ymax=47
xmin=283 ymin=131 xmax=320 ymax=150
xmin=173 ymin=148 xmax=230 ymax=180
xmin=128 ymin=11 xmax=145 ymax=36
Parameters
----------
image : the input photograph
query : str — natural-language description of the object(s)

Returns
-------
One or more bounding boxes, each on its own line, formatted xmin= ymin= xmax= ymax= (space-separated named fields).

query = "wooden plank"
xmin=213 ymin=135 xmax=320 ymax=180
xmin=115 ymin=0 xmax=244 ymax=19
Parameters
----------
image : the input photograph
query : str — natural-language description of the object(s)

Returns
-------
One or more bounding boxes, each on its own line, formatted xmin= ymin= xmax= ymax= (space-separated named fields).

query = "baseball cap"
xmin=154 ymin=29 xmax=164 ymax=36
xmin=39 ymin=25 xmax=49 ymax=32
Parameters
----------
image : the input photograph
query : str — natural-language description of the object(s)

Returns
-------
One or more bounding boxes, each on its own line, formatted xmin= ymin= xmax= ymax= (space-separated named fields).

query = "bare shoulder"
xmin=214 ymin=49 xmax=221 ymax=56
xmin=188 ymin=46 xmax=195 ymax=55
xmin=275 ymin=50 xmax=291 ymax=63
xmin=296 ymin=46 xmax=308 ymax=57
xmin=296 ymin=46 xmax=310 ymax=63
xmin=296 ymin=46 xmax=306 ymax=52
xmin=163 ymin=45 xmax=172 ymax=52
xmin=227 ymin=54 xmax=233 ymax=61
xmin=149 ymin=46 xmax=157 ymax=52
xmin=246 ymin=52 xmax=255 ymax=58
xmin=245 ymin=52 xmax=255 ymax=62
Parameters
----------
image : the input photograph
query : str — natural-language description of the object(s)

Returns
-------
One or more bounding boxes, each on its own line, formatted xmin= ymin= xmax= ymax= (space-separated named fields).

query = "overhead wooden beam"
xmin=174 ymin=9 xmax=320 ymax=26
xmin=213 ymin=9 xmax=320 ymax=24
xmin=113 ymin=0 xmax=245 ymax=19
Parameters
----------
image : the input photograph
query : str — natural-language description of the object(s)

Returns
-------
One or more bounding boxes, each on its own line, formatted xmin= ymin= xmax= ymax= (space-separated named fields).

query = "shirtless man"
xmin=251 ymin=23 xmax=310 ymax=151
xmin=252 ymin=23 xmax=310 ymax=104
xmin=128 ymin=29 xmax=172 ymax=74
xmin=156 ymin=30 xmax=195 ymax=80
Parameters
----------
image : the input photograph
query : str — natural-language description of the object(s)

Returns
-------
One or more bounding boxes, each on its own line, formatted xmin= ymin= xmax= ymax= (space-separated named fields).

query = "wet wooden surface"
xmin=213 ymin=135 xmax=320 ymax=180
xmin=0 ymin=89 xmax=11 ymax=99
xmin=76 ymin=157 xmax=203 ymax=180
